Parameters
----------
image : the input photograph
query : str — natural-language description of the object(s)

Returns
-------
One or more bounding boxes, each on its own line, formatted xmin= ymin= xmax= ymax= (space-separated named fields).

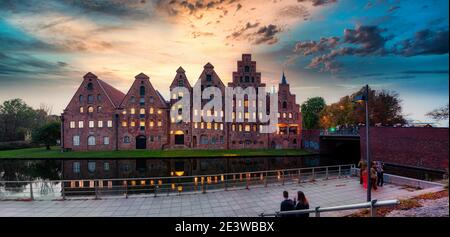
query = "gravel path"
xmin=386 ymin=197 xmax=449 ymax=217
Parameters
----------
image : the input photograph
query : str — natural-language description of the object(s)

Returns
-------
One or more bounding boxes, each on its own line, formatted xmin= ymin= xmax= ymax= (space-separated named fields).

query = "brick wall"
xmin=301 ymin=129 xmax=320 ymax=152
xmin=360 ymin=127 xmax=449 ymax=171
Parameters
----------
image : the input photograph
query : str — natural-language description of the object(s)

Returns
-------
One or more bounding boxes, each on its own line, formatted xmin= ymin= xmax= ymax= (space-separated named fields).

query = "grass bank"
xmin=0 ymin=146 xmax=312 ymax=159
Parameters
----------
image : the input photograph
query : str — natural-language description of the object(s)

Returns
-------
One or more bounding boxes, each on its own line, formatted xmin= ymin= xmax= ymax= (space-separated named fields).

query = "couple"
xmin=280 ymin=191 xmax=309 ymax=217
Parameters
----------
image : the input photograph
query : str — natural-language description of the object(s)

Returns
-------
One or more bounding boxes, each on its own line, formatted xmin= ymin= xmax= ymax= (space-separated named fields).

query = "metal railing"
xmin=0 ymin=164 xmax=355 ymax=201
xmin=260 ymin=199 xmax=399 ymax=217
xmin=320 ymin=129 xmax=359 ymax=136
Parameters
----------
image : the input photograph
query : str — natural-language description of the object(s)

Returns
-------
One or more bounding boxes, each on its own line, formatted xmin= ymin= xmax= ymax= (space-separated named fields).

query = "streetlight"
xmin=353 ymin=84 xmax=371 ymax=202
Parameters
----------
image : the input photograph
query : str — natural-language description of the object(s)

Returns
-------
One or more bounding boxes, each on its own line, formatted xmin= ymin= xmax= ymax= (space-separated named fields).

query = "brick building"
xmin=61 ymin=54 xmax=302 ymax=151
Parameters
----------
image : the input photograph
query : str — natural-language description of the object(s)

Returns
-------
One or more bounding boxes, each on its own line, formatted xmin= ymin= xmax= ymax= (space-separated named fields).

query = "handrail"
xmin=0 ymin=164 xmax=355 ymax=183
xmin=260 ymin=199 xmax=399 ymax=217
xmin=0 ymin=164 xmax=356 ymax=201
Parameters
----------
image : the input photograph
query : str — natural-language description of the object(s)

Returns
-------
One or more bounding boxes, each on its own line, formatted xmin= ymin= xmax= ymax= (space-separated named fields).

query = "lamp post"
xmin=353 ymin=85 xmax=371 ymax=202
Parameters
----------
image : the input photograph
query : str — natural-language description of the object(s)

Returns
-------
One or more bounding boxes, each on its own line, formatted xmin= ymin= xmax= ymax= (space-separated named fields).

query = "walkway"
xmin=0 ymin=177 xmax=443 ymax=217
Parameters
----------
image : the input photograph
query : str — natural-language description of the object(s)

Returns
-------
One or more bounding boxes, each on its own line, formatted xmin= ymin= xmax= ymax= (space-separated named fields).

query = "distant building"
xmin=61 ymin=54 xmax=302 ymax=151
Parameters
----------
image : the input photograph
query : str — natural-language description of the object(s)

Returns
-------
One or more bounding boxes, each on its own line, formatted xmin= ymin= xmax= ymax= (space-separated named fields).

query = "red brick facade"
xmin=61 ymin=54 xmax=302 ymax=151
xmin=360 ymin=127 xmax=449 ymax=171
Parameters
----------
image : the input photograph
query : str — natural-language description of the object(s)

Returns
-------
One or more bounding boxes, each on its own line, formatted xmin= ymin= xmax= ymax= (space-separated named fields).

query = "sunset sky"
xmin=0 ymin=0 xmax=448 ymax=126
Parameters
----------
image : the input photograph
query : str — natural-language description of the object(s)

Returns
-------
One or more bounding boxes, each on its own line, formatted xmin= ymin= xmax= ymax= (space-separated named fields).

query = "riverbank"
xmin=0 ymin=146 xmax=312 ymax=159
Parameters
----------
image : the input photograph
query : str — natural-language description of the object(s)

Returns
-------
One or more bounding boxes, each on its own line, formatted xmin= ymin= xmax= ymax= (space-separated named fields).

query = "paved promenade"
xmin=0 ymin=177 xmax=443 ymax=217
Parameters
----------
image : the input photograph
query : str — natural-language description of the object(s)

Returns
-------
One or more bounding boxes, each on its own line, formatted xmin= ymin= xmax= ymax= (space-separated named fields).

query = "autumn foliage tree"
xmin=319 ymin=86 xmax=406 ymax=128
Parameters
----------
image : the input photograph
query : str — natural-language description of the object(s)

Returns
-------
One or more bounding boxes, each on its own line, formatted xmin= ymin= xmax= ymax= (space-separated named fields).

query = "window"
xmin=104 ymin=162 xmax=110 ymax=172
xmin=130 ymin=121 xmax=136 ymax=127
xmin=211 ymin=137 xmax=217 ymax=144
xmin=149 ymin=120 xmax=154 ymax=127
xmin=245 ymin=65 xmax=250 ymax=72
xmin=140 ymin=86 xmax=145 ymax=96
xmin=73 ymin=135 xmax=80 ymax=146
xmin=232 ymin=124 xmax=236 ymax=131
xmin=87 ymin=83 xmax=93 ymax=90
xmin=140 ymin=108 xmax=146 ymax=115
xmin=73 ymin=162 xmax=81 ymax=173
xmin=89 ymin=121 xmax=94 ymax=128
xmin=245 ymin=125 xmax=251 ymax=132
xmin=79 ymin=107 xmax=84 ymax=113
xmin=157 ymin=109 xmax=162 ymax=114
xmin=178 ymin=79 xmax=184 ymax=87
xmin=149 ymin=107 xmax=154 ymax=114
xmin=107 ymin=120 xmax=113 ymax=127
xmin=79 ymin=95 xmax=84 ymax=103
xmin=157 ymin=120 xmax=162 ymax=127
xmin=122 ymin=121 xmax=127 ymax=127
xmin=88 ymin=162 xmax=96 ymax=173
xmin=289 ymin=113 xmax=292 ymax=118
xmin=78 ymin=121 xmax=84 ymax=128
xmin=282 ymin=101 xmax=287 ymax=109
xmin=88 ymin=136 xmax=96 ymax=146
xmin=97 ymin=106 xmax=102 ymax=113
xmin=97 ymin=121 xmax=103 ymax=128
xmin=150 ymin=136 xmax=154 ymax=142
xmin=206 ymin=74 xmax=212 ymax=82
xmin=245 ymin=76 xmax=249 ymax=82
xmin=200 ymin=135 xmax=208 ymax=145
xmin=194 ymin=122 xmax=198 ymax=129
xmin=130 ymin=96 xmax=135 ymax=103
xmin=140 ymin=121 xmax=145 ymax=127
xmin=103 ymin=136 xmax=109 ymax=145
xmin=139 ymin=98 xmax=145 ymax=105
xmin=97 ymin=94 xmax=102 ymax=102
xmin=88 ymin=106 xmax=94 ymax=113
xmin=124 ymin=136 xmax=130 ymax=143
xmin=130 ymin=108 xmax=135 ymax=114
xmin=70 ymin=121 xmax=76 ymax=128
xmin=283 ymin=113 xmax=287 ymax=118
xmin=207 ymin=122 xmax=212 ymax=129
xmin=88 ymin=95 xmax=94 ymax=104
xmin=149 ymin=96 xmax=154 ymax=103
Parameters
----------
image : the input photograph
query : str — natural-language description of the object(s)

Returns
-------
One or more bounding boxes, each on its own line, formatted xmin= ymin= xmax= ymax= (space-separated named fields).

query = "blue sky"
xmin=0 ymin=0 xmax=448 ymax=126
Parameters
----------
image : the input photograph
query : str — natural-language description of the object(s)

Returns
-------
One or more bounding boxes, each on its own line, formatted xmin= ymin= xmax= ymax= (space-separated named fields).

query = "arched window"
xmin=282 ymin=101 xmax=287 ymax=109
xmin=244 ymin=66 xmax=250 ymax=72
xmin=124 ymin=136 xmax=130 ymax=143
xmin=87 ymin=83 xmax=93 ymax=90
xmin=178 ymin=79 xmax=184 ymax=87
xmin=79 ymin=95 xmax=84 ymax=103
xmin=130 ymin=96 xmax=135 ymax=103
xmin=88 ymin=136 xmax=96 ymax=146
xmin=97 ymin=106 xmax=103 ymax=113
xmin=88 ymin=106 xmax=94 ymax=113
xmin=140 ymin=108 xmax=146 ymax=115
xmin=97 ymin=94 xmax=102 ymax=102
xmin=245 ymin=76 xmax=249 ymax=82
xmin=140 ymin=86 xmax=145 ymax=96
xmin=79 ymin=107 xmax=84 ymax=113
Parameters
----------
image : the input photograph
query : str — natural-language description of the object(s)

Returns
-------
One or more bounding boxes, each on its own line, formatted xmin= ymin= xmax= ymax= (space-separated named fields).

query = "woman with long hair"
xmin=295 ymin=191 xmax=310 ymax=217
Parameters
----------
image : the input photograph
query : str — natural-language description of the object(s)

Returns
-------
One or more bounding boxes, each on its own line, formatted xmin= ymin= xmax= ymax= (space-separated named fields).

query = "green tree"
xmin=426 ymin=104 xmax=449 ymax=121
xmin=0 ymin=99 xmax=37 ymax=141
xmin=32 ymin=121 xmax=61 ymax=150
xmin=301 ymin=97 xmax=326 ymax=129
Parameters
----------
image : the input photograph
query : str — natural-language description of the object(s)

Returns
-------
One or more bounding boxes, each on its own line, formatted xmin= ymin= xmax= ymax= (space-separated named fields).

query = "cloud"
xmin=297 ymin=0 xmax=337 ymax=7
xmin=252 ymin=24 xmax=282 ymax=45
xmin=226 ymin=22 xmax=283 ymax=45
xmin=393 ymin=29 xmax=449 ymax=57
xmin=288 ymin=25 xmax=449 ymax=73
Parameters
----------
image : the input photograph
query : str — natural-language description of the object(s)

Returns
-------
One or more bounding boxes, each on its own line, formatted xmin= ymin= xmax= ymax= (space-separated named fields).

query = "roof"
xmin=281 ymin=71 xmax=288 ymax=85
xmin=156 ymin=90 xmax=169 ymax=108
xmin=97 ymin=79 xmax=126 ymax=108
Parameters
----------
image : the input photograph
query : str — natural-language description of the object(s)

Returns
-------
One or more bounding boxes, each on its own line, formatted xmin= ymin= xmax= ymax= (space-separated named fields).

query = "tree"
xmin=427 ymin=104 xmax=449 ymax=120
xmin=319 ymin=87 xmax=406 ymax=128
xmin=32 ymin=121 xmax=61 ymax=150
xmin=0 ymin=99 xmax=37 ymax=141
xmin=301 ymin=97 xmax=326 ymax=129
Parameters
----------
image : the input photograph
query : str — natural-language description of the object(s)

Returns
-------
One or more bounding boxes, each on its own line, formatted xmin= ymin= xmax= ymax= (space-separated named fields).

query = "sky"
xmin=0 ymin=0 xmax=448 ymax=126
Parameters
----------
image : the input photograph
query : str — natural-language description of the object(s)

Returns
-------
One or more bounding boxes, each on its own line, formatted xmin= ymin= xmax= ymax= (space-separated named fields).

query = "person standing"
xmin=280 ymin=191 xmax=295 ymax=216
xmin=376 ymin=161 xmax=384 ymax=187
xmin=358 ymin=158 xmax=367 ymax=184
xmin=370 ymin=162 xmax=378 ymax=190
xmin=295 ymin=191 xmax=310 ymax=217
